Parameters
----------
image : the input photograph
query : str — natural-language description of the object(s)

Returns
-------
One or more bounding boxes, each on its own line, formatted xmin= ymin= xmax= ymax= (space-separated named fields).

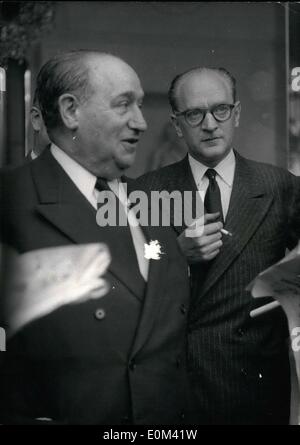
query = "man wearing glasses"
xmin=137 ymin=67 xmax=299 ymax=424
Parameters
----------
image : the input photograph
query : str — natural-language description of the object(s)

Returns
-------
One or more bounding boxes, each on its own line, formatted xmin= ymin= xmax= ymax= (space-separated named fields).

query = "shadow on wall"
xmin=147 ymin=120 xmax=187 ymax=172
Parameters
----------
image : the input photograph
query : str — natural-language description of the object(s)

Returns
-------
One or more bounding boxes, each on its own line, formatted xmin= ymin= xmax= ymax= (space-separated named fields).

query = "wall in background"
xmin=29 ymin=1 xmax=287 ymax=177
xmin=289 ymin=3 xmax=300 ymax=176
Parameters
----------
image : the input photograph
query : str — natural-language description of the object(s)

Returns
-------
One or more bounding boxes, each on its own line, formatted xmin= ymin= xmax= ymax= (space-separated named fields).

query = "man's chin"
xmin=192 ymin=145 xmax=229 ymax=165
xmin=116 ymin=154 xmax=136 ymax=171
xmin=202 ymin=142 xmax=229 ymax=156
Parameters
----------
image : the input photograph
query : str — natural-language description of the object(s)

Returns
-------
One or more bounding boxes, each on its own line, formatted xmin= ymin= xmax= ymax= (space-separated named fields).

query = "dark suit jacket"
xmin=0 ymin=149 xmax=191 ymax=425
xmin=136 ymin=152 xmax=300 ymax=425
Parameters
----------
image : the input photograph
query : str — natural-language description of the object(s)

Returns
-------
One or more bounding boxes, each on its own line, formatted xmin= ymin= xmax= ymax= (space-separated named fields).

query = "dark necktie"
xmin=95 ymin=177 xmax=110 ymax=192
xmin=204 ymin=169 xmax=224 ymax=223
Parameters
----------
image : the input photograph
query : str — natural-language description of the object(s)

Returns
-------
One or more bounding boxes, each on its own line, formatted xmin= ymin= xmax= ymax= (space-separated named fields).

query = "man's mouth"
xmin=122 ymin=138 xmax=139 ymax=144
xmin=122 ymin=138 xmax=139 ymax=151
xmin=202 ymin=136 xmax=221 ymax=142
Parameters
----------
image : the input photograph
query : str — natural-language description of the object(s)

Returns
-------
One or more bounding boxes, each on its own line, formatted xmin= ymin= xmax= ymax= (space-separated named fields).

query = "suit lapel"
xmin=198 ymin=152 xmax=274 ymax=298
xmin=126 ymin=177 xmax=174 ymax=355
xmin=130 ymin=225 xmax=168 ymax=357
xmin=31 ymin=150 xmax=145 ymax=299
xmin=173 ymin=155 xmax=198 ymax=192
xmin=168 ymin=156 xmax=200 ymax=235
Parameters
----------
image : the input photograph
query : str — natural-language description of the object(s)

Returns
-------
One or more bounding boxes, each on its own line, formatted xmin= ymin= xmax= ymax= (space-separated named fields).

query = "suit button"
xmin=121 ymin=415 xmax=130 ymax=424
xmin=128 ymin=359 xmax=136 ymax=371
xmin=180 ymin=304 xmax=187 ymax=315
xmin=112 ymin=285 xmax=116 ymax=290
xmin=241 ymin=368 xmax=247 ymax=376
xmin=94 ymin=308 xmax=106 ymax=320
xmin=237 ymin=328 xmax=244 ymax=337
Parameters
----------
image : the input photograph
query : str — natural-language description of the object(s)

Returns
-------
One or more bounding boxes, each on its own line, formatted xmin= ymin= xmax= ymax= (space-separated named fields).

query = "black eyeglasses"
xmin=174 ymin=103 xmax=236 ymax=127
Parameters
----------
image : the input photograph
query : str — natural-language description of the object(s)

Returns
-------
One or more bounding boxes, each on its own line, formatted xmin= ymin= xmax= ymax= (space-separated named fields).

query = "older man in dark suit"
xmin=0 ymin=51 xmax=191 ymax=425
xmin=137 ymin=67 xmax=300 ymax=424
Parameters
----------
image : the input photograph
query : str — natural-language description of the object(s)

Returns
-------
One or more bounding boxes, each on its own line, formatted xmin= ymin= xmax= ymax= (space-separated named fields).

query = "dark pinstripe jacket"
xmin=136 ymin=151 xmax=300 ymax=425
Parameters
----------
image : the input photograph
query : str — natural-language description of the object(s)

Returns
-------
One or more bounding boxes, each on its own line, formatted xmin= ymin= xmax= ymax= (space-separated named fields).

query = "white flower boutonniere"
xmin=144 ymin=240 xmax=164 ymax=260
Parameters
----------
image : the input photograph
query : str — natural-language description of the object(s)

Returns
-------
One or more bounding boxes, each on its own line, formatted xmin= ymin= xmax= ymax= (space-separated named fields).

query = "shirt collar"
xmin=188 ymin=149 xmax=236 ymax=187
xmin=50 ymin=143 xmax=97 ymax=199
xmin=50 ymin=143 xmax=121 ymax=200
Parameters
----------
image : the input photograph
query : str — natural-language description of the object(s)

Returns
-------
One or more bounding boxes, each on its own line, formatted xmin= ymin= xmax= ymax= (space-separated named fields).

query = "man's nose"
xmin=129 ymin=106 xmax=147 ymax=132
xmin=201 ymin=111 xmax=218 ymax=131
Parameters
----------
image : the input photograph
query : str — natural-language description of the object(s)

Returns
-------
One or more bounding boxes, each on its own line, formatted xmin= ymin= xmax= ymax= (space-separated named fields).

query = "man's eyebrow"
xmin=114 ymin=91 xmax=144 ymax=101
xmin=187 ymin=102 xmax=229 ymax=110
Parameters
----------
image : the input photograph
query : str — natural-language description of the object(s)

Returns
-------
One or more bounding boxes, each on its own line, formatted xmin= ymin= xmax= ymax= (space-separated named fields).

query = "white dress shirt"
xmin=188 ymin=149 xmax=236 ymax=221
xmin=50 ymin=144 xmax=149 ymax=281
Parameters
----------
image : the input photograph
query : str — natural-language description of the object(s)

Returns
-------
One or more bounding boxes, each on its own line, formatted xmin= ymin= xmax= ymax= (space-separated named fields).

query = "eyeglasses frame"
xmin=173 ymin=102 xmax=237 ymax=127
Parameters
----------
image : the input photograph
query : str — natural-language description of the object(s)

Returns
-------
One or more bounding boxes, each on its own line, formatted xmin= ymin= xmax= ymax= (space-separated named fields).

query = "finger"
xmin=189 ymin=248 xmax=220 ymax=263
xmin=186 ymin=224 xmax=222 ymax=245
xmin=75 ymin=243 xmax=111 ymax=280
xmin=74 ymin=278 xmax=110 ymax=303
xmin=202 ymin=249 xmax=220 ymax=261
xmin=200 ymin=239 xmax=223 ymax=255
xmin=89 ymin=280 xmax=110 ymax=299
xmin=80 ymin=251 xmax=111 ymax=281
xmin=204 ymin=212 xmax=221 ymax=223
xmin=93 ymin=253 xmax=111 ymax=275
xmin=203 ymin=221 xmax=223 ymax=236
xmin=192 ymin=232 xmax=222 ymax=248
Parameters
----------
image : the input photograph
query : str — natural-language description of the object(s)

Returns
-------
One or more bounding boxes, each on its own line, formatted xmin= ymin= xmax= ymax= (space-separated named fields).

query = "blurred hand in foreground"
xmin=1 ymin=243 xmax=111 ymax=337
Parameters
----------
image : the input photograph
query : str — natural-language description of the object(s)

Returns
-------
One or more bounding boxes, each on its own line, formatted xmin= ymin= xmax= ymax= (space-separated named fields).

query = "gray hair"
xmin=36 ymin=50 xmax=112 ymax=131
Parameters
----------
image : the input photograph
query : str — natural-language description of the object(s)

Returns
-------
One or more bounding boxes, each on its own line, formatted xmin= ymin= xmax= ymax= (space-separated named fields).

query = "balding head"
xmin=168 ymin=67 xmax=237 ymax=112
xmin=84 ymin=53 xmax=143 ymax=103
xmin=36 ymin=50 xmax=146 ymax=178
xmin=36 ymin=50 xmax=132 ymax=133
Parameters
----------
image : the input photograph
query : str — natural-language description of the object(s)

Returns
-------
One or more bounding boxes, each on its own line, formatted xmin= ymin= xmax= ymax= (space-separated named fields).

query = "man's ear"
xmin=30 ymin=106 xmax=43 ymax=132
xmin=58 ymin=94 xmax=79 ymax=130
xmin=234 ymin=101 xmax=241 ymax=128
xmin=171 ymin=114 xmax=183 ymax=138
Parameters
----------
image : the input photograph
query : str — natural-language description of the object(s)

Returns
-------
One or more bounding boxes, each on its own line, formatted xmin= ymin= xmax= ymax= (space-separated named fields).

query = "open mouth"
xmin=202 ymin=137 xmax=221 ymax=142
xmin=123 ymin=138 xmax=139 ymax=144
xmin=122 ymin=138 xmax=139 ymax=152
